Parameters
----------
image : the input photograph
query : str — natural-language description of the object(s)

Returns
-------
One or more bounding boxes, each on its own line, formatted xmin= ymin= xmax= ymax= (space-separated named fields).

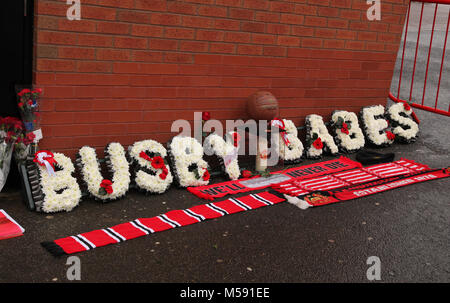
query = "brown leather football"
xmin=247 ymin=91 xmax=279 ymax=121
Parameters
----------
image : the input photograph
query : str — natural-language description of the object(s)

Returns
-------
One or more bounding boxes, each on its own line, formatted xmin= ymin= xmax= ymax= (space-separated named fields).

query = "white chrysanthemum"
xmin=361 ymin=105 xmax=393 ymax=146
xmin=274 ymin=119 xmax=303 ymax=161
xmin=38 ymin=152 xmax=82 ymax=213
xmin=128 ymin=139 xmax=173 ymax=194
xmin=331 ymin=111 xmax=365 ymax=153
xmin=169 ymin=136 xmax=209 ymax=187
xmin=305 ymin=114 xmax=339 ymax=158
xmin=78 ymin=143 xmax=130 ymax=201
xmin=387 ymin=103 xmax=419 ymax=140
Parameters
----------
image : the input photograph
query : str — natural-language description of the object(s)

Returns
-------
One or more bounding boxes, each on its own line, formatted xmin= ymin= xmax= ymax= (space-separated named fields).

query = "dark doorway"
xmin=1 ymin=0 xmax=34 ymax=191
xmin=1 ymin=0 xmax=34 ymax=117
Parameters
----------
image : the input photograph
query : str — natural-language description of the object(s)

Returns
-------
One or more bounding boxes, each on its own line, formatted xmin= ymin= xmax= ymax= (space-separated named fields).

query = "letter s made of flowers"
xmin=386 ymin=102 xmax=419 ymax=143
xmin=128 ymin=139 xmax=173 ymax=194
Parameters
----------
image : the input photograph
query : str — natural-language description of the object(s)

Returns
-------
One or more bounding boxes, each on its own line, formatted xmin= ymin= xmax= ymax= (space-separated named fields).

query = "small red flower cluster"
xmin=139 ymin=152 xmax=169 ymax=180
xmin=313 ymin=138 xmax=323 ymax=150
xmin=242 ymin=170 xmax=252 ymax=178
xmin=403 ymin=102 xmax=411 ymax=111
xmin=100 ymin=179 xmax=113 ymax=194
xmin=386 ymin=131 xmax=396 ymax=141
xmin=341 ymin=122 xmax=349 ymax=135
xmin=202 ymin=111 xmax=211 ymax=122
xmin=202 ymin=169 xmax=210 ymax=181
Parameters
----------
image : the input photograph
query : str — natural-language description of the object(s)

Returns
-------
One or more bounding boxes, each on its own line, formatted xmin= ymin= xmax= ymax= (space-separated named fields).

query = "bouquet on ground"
xmin=0 ymin=117 xmax=23 ymax=191
xmin=17 ymin=88 xmax=42 ymax=132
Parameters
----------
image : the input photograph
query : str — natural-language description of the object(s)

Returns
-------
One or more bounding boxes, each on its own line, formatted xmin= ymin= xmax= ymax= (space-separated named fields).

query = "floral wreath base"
xmin=76 ymin=143 xmax=130 ymax=202
xmin=359 ymin=105 xmax=395 ymax=148
xmin=167 ymin=136 xmax=210 ymax=188
xmin=274 ymin=119 xmax=304 ymax=165
xmin=27 ymin=151 xmax=82 ymax=213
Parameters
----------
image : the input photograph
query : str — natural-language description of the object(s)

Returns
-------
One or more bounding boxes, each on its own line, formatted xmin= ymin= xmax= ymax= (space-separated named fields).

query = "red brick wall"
xmin=34 ymin=0 xmax=409 ymax=157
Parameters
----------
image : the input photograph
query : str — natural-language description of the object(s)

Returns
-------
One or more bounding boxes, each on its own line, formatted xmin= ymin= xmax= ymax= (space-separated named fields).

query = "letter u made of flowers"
xmin=305 ymin=114 xmax=339 ymax=159
xmin=386 ymin=103 xmax=419 ymax=144
xmin=128 ymin=139 xmax=173 ymax=194
xmin=34 ymin=152 xmax=82 ymax=213
xmin=331 ymin=110 xmax=365 ymax=153
xmin=77 ymin=143 xmax=130 ymax=201
xmin=168 ymin=136 xmax=210 ymax=187
xmin=360 ymin=105 xmax=395 ymax=147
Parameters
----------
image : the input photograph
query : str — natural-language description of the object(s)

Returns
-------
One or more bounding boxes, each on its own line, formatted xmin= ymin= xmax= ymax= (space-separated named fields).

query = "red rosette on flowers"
xmin=341 ymin=122 xmax=349 ymax=135
xmin=151 ymin=156 xmax=165 ymax=169
xmin=202 ymin=169 xmax=210 ymax=181
xmin=100 ymin=179 xmax=113 ymax=194
xmin=33 ymin=150 xmax=58 ymax=176
xmin=313 ymin=138 xmax=323 ymax=150
xmin=386 ymin=131 xmax=395 ymax=141
xmin=242 ymin=170 xmax=252 ymax=178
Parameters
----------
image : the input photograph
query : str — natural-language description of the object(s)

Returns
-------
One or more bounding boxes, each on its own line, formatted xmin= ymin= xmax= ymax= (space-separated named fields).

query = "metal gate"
xmin=389 ymin=0 xmax=450 ymax=117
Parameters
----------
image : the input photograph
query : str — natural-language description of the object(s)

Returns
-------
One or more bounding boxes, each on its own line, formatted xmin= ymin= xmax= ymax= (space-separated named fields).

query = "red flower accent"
xmin=18 ymin=102 xmax=24 ymax=107
xmin=100 ymin=179 xmax=113 ymax=194
xmin=159 ymin=172 xmax=167 ymax=180
xmin=312 ymin=138 xmax=323 ymax=150
xmin=341 ymin=122 xmax=349 ymax=135
xmin=28 ymin=100 xmax=33 ymax=106
xmin=242 ymin=170 xmax=252 ymax=178
xmin=202 ymin=111 xmax=211 ymax=121
xmin=23 ymin=132 xmax=36 ymax=145
xmin=403 ymin=102 xmax=411 ymax=111
xmin=151 ymin=156 xmax=165 ymax=169
xmin=162 ymin=167 xmax=169 ymax=175
xmin=232 ymin=132 xmax=240 ymax=147
xmin=202 ymin=169 xmax=210 ymax=181
xmin=386 ymin=131 xmax=395 ymax=141
xmin=32 ymin=88 xmax=43 ymax=94
xmin=18 ymin=89 xmax=31 ymax=97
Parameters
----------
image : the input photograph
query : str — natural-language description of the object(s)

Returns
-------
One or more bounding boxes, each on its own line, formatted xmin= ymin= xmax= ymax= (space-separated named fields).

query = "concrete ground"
xmin=1 ymin=3 xmax=449 ymax=283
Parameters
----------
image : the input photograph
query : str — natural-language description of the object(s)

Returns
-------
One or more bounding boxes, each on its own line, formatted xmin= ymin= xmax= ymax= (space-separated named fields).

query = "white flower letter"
xmin=360 ymin=105 xmax=394 ymax=146
xmin=77 ymin=143 xmax=130 ymax=201
xmin=386 ymin=103 xmax=419 ymax=143
xmin=128 ymin=139 xmax=173 ymax=194
xmin=168 ymin=136 xmax=210 ymax=187
xmin=204 ymin=132 xmax=240 ymax=180
xmin=331 ymin=110 xmax=365 ymax=153
xmin=305 ymin=114 xmax=339 ymax=159
xmin=38 ymin=153 xmax=82 ymax=213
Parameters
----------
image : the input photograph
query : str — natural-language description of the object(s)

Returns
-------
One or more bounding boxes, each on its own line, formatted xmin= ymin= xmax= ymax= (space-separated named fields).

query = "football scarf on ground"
xmin=0 ymin=210 xmax=25 ymax=240
xmin=41 ymin=191 xmax=285 ymax=256
xmin=274 ymin=158 xmax=430 ymax=198
xmin=187 ymin=156 xmax=361 ymax=200
xmin=285 ymin=168 xmax=450 ymax=208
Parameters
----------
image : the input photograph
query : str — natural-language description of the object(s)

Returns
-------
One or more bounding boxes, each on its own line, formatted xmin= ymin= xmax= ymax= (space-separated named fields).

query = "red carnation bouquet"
xmin=16 ymin=87 xmax=42 ymax=132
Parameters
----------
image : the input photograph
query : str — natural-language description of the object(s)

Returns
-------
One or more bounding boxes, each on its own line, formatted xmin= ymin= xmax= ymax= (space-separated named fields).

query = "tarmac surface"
xmin=1 ymin=3 xmax=449 ymax=283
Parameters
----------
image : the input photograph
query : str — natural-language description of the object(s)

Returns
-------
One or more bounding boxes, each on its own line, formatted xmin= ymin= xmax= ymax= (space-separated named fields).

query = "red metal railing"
xmin=389 ymin=0 xmax=450 ymax=117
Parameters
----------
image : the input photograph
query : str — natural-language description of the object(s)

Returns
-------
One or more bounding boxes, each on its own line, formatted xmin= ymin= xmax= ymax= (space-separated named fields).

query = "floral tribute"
xmin=77 ymin=143 xmax=130 ymax=201
xmin=204 ymin=131 xmax=241 ymax=180
xmin=360 ymin=105 xmax=394 ymax=147
xmin=31 ymin=151 xmax=82 ymax=213
xmin=273 ymin=119 xmax=304 ymax=164
xmin=168 ymin=136 xmax=210 ymax=187
xmin=0 ymin=117 xmax=36 ymax=191
xmin=386 ymin=102 xmax=419 ymax=143
xmin=305 ymin=114 xmax=339 ymax=159
xmin=17 ymin=88 xmax=42 ymax=132
xmin=331 ymin=110 xmax=365 ymax=153
xmin=128 ymin=139 xmax=173 ymax=194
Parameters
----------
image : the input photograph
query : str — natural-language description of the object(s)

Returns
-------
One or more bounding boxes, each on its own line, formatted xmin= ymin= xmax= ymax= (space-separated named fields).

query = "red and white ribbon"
xmin=271 ymin=118 xmax=290 ymax=146
xmin=34 ymin=150 xmax=58 ymax=177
